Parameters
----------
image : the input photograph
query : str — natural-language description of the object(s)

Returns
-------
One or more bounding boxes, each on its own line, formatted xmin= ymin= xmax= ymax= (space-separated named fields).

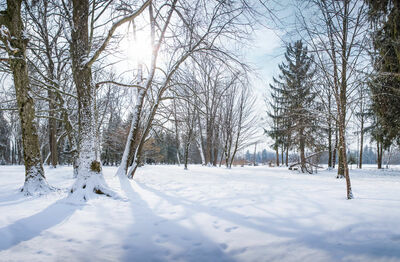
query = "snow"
xmin=1 ymin=165 xmax=400 ymax=261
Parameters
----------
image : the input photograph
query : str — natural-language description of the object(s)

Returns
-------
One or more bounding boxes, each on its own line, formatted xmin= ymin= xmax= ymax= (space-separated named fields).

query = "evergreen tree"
xmin=366 ymin=0 xmax=400 ymax=144
xmin=268 ymin=40 xmax=319 ymax=173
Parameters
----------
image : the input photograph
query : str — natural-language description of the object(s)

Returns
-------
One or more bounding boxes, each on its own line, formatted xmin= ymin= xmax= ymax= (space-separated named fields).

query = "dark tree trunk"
xmin=333 ymin=126 xmax=337 ymax=168
xmin=299 ymin=130 xmax=306 ymax=173
xmin=48 ymin=89 xmax=58 ymax=168
xmin=328 ymin=95 xmax=332 ymax=168
xmin=377 ymin=141 xmax=383 ymax=169
xmin=205 ymin=121 xmax=213 ymax=165
xmin=184 ymin=141 xmax=190 ymax=170
xmin=0 ymin=0 xmax=51 ymax=195
xmin=359 ymin=118 xmax=364 ymax=169
xmin=285 ymin=144 xmax=289 ymax=167
xmin=69 ymin=0 xmax=113 ymax=199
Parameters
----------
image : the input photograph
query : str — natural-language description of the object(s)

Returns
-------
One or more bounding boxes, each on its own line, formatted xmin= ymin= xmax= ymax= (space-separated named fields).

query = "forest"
xmin=0 ymin=0 xmax=400 ymax=260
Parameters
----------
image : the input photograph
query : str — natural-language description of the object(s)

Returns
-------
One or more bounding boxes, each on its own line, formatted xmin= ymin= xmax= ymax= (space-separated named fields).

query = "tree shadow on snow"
xmin=0 ymin=199 xmax=82 ymax=251
xmin=136 ymin=181 xmax=400 ymax=261
xmin=118 ymin=175 xmax=235 ymax=262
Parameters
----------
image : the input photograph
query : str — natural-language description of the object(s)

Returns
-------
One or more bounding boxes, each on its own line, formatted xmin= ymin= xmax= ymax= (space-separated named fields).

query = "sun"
xmin=121 ymin=27 xmax=153 ymax=67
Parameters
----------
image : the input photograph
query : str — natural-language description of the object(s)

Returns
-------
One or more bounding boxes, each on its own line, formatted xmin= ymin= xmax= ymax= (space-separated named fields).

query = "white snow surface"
xmin=0 ymin=165 xmax=400 ymax=262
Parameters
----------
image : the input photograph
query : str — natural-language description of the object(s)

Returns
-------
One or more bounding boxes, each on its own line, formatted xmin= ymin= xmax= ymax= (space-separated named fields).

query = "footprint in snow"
xmin=225 ymin=226 xmax=238 ymax=232
xmin=220 ymin=243 xmax=228 ymax=250
xmin=129 ymin=232 xmax=140 ymax=237
xmin=153 ymin=219 xmax=167 ymax=226
xmin=230 ymin=247 xmax=247 ymax=255
xmin=391 ymin=235 xmax=400 ymax=241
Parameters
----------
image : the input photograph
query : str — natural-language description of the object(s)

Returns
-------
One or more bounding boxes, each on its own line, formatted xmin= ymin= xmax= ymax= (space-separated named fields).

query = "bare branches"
xmin=86 ymin=0 xmax=151 ymax=68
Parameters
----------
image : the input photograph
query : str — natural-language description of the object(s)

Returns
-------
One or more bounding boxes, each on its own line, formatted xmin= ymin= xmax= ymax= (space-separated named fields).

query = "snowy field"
xmin=0 ymin=165 xmax=400 ymax=262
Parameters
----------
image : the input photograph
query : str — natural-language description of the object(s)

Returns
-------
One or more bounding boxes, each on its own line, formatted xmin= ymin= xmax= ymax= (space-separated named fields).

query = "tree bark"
xmin=299 ymin=129 xmax=306 ymax=173
xmin=359 ymin=116 xmax=364 ymax=169
xmin=0 ymin=0 xmax=51 ymax=195
xmin=275 ymin=147 xmax=279 ymax=167
xmin=377 ymin=141 xmax=383 ymax=169
xmin=69 ymin=0 xmax=114 ymax=199
xmin=328 ymin=95 xmax=332 ymax=168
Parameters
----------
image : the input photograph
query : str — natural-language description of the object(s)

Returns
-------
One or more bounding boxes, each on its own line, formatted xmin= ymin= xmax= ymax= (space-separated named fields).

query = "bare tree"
xmin=297 ymin=0 xmax=369 ymax=198
xmin=0 ymin=0 xmax=52 ymax=195
xmin=118 ymin=0 xmax=255 ymax=178
xmin=64 ymin=0 xmax=150 ymax=199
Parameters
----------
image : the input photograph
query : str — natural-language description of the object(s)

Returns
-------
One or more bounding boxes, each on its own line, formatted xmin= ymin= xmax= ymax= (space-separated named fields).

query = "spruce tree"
xmin=366 ymin=0 xmax=400 ymax=144
xmin=267 ymin=40 xmax=319 ymax=173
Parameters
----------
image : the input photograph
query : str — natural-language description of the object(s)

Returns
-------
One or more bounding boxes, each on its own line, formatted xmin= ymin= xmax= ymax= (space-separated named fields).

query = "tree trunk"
xmin=184 ymin=141 xmax=190 ymax=170
xmin=359 ymin=118 xmax=364 ymax=169
xmin=333 ymin=127 xmax=337 ymax=169
xmin=69 ymin=0 xmax=114 ymax=200
xmin=275 ymin=147 xmax=279 ymax=167
xmin=299 ymin=130 xmax=306 ymax=173
xmin=205 ymin=122 xmax=212 ymax=166
xmin=212 ymin=125 xmax=219 ymax=166
xmin=338 ymin=0 xmax=352 ymax=199
xmin=253 ymin=142 xmax=257 ymax=166
xmin=197 ymin=137 xmax=206 ymax=165
xmin=377 ymin=141 xmax=383 ymax=169
xmin=173 ymin=99 xmax=181 ymax=166
xmin=0 ymin=0 xmax=51 ymax=195
xmin=285 ymin=144 xmax=289 ymax=167
xmin=48 ymin=89 xmax=58 ymax=168
xmin=337 ymin=144 xmax=345 ymax=178
xmin=328 ymin=95 xmax=332 ymax=168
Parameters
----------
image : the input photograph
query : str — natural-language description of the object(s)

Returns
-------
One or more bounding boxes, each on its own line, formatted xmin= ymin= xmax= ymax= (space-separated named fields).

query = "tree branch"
xmin=85 ymin=0 xmax=151 ymax=68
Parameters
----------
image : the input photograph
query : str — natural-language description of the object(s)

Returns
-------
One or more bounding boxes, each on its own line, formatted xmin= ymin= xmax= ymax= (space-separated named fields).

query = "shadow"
xmin=0 ymin=199 xmax=82 ymax=251
xmin=136 ymin=181 xmax=400 ymax=261
xmin=356 ymin=197 xmax=400 ymax=202
xmin=117 ymin=175 xmax=235 ymax=262
xmin=0 ymin=190 xmax=32 ymax=207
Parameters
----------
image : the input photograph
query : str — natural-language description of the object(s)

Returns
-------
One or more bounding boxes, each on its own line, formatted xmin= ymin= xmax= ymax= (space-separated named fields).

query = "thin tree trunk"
xmin=339 ymin=0 xmax=352 ymax=199
xmin=377 ymin=141 xmax=383 ymax=169
xmin=48 ymin=90 xmax=58 ymax=168
xmin=285 ymin=144 xmax=289 ymax=167
xmin=328 ymin=95 xmax=332 ymax=168
xmin=333 ymin=127 xmax=337 ymax=169
xmin=359 ymin=117 xmax=364 ymax=169
xmin=173 ymin=99 xmax=181 ymax=166
xmin=184 ymin=141 xmax=190 ymax=170
xmin=299 ymin=130 xmax=306 ymax=173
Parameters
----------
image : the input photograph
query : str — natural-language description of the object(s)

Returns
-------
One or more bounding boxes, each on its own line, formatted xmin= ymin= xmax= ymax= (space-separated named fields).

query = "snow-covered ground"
xmin=0 ymin=165 xmax=400 ymax=262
